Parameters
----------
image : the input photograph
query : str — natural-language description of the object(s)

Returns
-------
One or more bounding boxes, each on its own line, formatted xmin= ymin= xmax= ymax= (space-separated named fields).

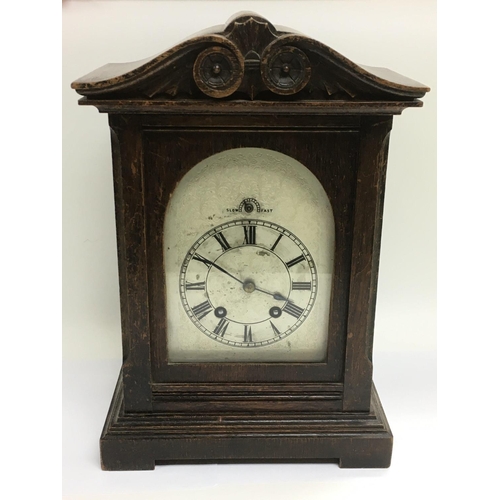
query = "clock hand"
xmin=194 ymin=253 xmax=292 ymax=302
xmin=214 ymin=267 xmax=288 ymax=301
xmin=253 ymin=286 xmax=294 ymax=303
xmin=272 ymin=292 xmax=292 ymax=302
xmin=193 ymin=253 xmax=244 ymax=285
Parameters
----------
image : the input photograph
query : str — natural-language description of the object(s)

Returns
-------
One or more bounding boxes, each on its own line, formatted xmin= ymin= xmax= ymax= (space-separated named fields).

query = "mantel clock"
xmin=72 ymin=13 xmax=429 ymax=470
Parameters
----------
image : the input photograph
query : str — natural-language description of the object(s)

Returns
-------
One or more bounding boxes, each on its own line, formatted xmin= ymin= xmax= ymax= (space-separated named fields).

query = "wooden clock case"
xmin=72 ymin=13 xmax=429 ymax=470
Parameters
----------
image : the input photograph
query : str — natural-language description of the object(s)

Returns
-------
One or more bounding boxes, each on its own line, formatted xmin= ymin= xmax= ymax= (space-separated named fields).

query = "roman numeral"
xmin=186 ymin=281 xmax=206 ymax=290
xmin=192 ymin=253 xmax=213 ymax=267
xmin=191 ymin=300 xmax=212 ymax=320
xmin=291 ymin=281 xmax=311 ymax=290
xmin=214 ymin=318 xmax=229 ymax=337
xmin=213 ymin=232 xmax=231 ymax=251
xmin=244 ymin=225 xmax=256 ymax=245
xmin=283 ymin=302 xmax=304 ymax=319
xmin=244 ymin=325 xmax=253 ymax=343
xmin=270 ymin=234 xmax=283 ymax=251
xmin=286 ymin=255 xmax=306 ymax=268
xmin=270 ymin=321 xmax=281 ymax=337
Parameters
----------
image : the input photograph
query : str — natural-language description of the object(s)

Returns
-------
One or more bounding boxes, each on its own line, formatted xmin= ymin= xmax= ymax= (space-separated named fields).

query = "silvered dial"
xmin=180 ymin=219 xmax=317 ymax=347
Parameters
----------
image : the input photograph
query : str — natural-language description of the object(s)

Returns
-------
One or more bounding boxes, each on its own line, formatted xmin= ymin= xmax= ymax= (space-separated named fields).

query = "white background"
xmin=61 ymin=1 xmax=437 ymax=499
xmin=3 ymin=0 xmax=497 ymax=498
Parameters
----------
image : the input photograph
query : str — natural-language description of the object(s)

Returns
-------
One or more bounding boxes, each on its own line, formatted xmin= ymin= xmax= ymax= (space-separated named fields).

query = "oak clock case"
xmin=71 ymin=13 xmax=429 ymax=470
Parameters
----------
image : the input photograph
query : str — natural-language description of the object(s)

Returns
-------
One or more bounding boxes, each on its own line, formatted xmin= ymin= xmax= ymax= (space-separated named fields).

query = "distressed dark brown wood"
xmin=72 ymin=12 xmax=428 ymax=101
xmin=72 ymin=12 xmax=429 ymax=470
xmin=143 ymin=121 xmax=357 ymax=384
xmin=101 ymin=372 xmax=392 ymax=470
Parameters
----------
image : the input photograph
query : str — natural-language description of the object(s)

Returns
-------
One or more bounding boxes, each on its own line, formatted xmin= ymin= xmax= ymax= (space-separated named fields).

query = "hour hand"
xmin=253 ymin=286 xmax=293 ymax=303
xmin=272 ymin=292 xmax=289 ymax=301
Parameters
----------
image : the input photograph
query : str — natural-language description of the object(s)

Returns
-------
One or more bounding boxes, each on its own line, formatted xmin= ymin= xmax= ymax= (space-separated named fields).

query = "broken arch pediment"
xmin=71 ymin=12 xmax=429 ymax=102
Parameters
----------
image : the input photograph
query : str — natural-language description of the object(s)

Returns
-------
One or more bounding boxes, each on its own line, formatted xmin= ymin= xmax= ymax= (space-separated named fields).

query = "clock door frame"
xmin=108 ymin=112 xmax=392 ymax=413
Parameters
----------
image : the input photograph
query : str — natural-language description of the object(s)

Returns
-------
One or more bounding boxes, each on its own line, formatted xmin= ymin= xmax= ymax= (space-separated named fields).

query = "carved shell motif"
xmin=71 ymin=13 xmax=429 ymax=102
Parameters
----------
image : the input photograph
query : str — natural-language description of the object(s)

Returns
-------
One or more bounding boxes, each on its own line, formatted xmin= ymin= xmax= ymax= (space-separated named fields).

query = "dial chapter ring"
xmin=179 ymin=219 xmax=317 ymax=347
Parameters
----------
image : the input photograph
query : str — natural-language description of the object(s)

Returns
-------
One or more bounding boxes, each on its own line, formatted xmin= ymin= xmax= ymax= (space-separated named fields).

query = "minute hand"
xmin=192 ymin=254 xmax=291 ymax=301
xmin=192 ymin=254 xmax=244 ymax=285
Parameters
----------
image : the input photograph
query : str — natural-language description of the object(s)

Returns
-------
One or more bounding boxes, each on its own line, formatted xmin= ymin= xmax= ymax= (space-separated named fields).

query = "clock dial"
xmin=164 ymin=147 xmax=334 ymax=363
xmin=180 ymin=220 xmax=317 ymax=347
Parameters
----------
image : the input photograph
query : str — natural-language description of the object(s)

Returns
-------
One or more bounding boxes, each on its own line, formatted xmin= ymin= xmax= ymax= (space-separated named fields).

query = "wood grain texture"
xmin=100 ymin=372 xmax=392 ymax=470
xmin=72 ymin=12 xmax=430 ymax=470
xmin=143 ymin=121 xmax=357 ymax=383
xmin=109 ymin=116 xmax=152 ymax=411
xmin=343 ymin=117 xmax=393 ymax=411
xmin=71 ymin=13 xmax=429 ymax=101
xmin=79 ymin=99 xmax=422 ymax=116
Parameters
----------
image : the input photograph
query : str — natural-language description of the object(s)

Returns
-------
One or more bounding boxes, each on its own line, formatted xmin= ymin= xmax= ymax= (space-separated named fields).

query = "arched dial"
xmin=180 ymin=220 xmax=317 ymax=347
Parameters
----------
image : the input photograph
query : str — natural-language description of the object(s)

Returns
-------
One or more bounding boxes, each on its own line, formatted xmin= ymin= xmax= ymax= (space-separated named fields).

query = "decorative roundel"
xmin=193 ymin=46 xmax=244 ymax=98
xmin=262 ymin=46 xmax=311 ymax=95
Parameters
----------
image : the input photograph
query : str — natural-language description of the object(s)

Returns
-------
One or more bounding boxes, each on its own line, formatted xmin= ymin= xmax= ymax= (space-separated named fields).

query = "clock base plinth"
xmin=100 ymin=373 xmax=393 ymax=470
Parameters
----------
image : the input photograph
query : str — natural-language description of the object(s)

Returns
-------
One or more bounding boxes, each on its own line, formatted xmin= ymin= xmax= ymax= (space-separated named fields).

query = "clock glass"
xmin=164 ymin=148 xmax=334 ymax=362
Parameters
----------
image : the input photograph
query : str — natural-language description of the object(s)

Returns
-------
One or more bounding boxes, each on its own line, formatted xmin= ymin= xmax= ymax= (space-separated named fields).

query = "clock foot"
xmin=100 ymin=443 xmax=155 ymax=471
xmin=337 ymin=437 xmax=392 ymax=468
xmin=100 ymin=372 xmax=392 ymax=470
